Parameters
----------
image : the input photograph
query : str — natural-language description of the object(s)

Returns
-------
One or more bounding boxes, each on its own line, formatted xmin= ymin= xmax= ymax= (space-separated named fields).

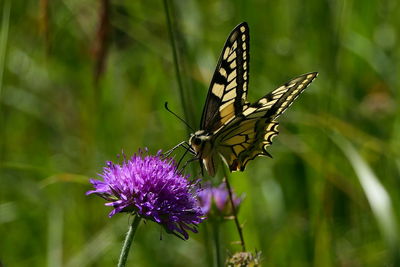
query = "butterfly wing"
xmin=200 ymin=22 xmax=250 ymax=133
xmin=215 ymin=72 xmax=318 ymax=171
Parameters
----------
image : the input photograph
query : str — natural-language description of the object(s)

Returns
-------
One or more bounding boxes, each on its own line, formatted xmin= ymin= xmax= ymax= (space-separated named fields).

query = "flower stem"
xmin=223 ymin=168 xmax=246 ymax=252
xmin=212 ymin=221 xmax=222 ymax=267
xmin=162 ymin=0 xmax=189 ymax=126
xmin=203 ymin=224 xmax=215 ymax=267
xmin=117 ymin=215 xmax=141 ymax=267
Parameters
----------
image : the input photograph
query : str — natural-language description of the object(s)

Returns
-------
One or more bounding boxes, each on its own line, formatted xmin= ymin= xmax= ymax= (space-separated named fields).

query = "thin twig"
xmin=93 ymin=0 xmax=111 ymax=85
xmin=162 ymin=0 xmax=188 ymax=132
xmin=0 ymin=0 xmax=11 ymax=162
xmin=223 ymin=169 xmax=246 ymax=252
xmin=39 ymin=0 xmax=50 ymax=54
xmin=0 ymin=0 xmax=10 ymax=99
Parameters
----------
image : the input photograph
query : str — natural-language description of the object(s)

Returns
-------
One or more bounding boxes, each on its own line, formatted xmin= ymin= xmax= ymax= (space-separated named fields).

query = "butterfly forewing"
xmin=200 ymin=22 xmax=250 ymax=133
xmin=263 ymin=72 xmax=318 ymax=119
xmin=241 ymin=73 xmax=318 ymax=120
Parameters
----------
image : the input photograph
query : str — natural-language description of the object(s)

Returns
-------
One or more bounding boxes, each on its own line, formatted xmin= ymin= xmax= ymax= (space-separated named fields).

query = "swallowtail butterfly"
xmin=188 ymin=22 xmax=318 ymax=176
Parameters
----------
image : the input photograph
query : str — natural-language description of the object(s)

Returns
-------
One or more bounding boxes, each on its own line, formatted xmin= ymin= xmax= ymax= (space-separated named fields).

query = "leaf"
xmin=331 ymin=134 xmax=399 ymax=249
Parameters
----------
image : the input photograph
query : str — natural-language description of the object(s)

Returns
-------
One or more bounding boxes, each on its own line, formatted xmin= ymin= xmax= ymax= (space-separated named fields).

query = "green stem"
xmin=0 ymin=0 xmax=11 ymax=161
xmin=162 ymin=0 xmax=197 ymax=176
xmin=162 ymin=0 xmax=188 ymax=126
xmin=223 ymin=167 xmax=246 ymax=252
xmin=117 ymin=215 xmax=141 ymax=267
xmin=212 ymin=221 xmax=222 ymax=267
xmin=203 ymin=224 xmax=214 ymax=267
xmin=0 ymin=0 xmax=10 ymax=98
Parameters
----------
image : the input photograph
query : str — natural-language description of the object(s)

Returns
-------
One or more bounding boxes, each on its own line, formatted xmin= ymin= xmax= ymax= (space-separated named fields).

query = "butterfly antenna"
xmin=164 ymin=102 xmax=195 ymax=132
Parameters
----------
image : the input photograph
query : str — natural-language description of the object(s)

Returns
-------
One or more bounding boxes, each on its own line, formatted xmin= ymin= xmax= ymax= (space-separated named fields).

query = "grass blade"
xmin=332 ymin=134 xmax=398 ymax=250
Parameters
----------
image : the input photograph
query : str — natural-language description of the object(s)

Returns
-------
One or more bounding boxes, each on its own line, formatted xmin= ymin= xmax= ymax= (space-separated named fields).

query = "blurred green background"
xmin=1 ymin=0 xmax=400 ymax=266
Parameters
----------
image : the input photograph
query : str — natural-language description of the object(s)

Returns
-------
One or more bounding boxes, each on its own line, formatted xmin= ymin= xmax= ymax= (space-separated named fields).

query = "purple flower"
xmin=197 ymin=182 xmax=242 ymax=218
xmin=87 ymin=149 xmax=205 ymax=240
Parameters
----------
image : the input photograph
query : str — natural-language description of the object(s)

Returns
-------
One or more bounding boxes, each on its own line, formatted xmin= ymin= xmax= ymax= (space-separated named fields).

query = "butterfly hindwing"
xmin=217 ymin=118 xmax=279 ymax=171
xmin=200 ymin=22 xmax=250 ymax=133
xmin=215 ymin=72 xmax=318 ymax=172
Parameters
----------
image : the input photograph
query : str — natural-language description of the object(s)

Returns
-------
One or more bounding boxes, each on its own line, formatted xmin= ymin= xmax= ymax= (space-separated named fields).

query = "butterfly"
xmin=188 ymin=22 xmax=318 ymax=176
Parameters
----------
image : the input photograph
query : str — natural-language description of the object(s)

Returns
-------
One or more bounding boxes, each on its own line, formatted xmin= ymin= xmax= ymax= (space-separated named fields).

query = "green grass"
xmin=1 ymin=0 xmax=400 ymax=266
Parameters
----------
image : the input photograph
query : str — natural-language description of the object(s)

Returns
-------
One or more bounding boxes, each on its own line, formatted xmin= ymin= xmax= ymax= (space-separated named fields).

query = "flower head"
xmin=197 ymin=182 xmax=242 ymax=218
xmin=87 ymin=149 xmax=204 ymax=239
xmin=226 ymin=251 xmax=262 ymax=267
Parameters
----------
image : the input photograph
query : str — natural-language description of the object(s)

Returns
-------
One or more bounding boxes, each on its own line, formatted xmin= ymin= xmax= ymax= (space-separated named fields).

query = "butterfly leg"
xmin=199 ymin=160 xmax=204 ymax=177
xmin=163 ymin=141 xmax=186 ymax=157
xmin=175 ymin=146 xmax=191 ymax=173
xmin=163 ymin=141 xmax=195 ymax=158
xmin=182 ymin=142 xmax=196 ymax=155
xmin=178 ymin=156 xmax=201 ymax=174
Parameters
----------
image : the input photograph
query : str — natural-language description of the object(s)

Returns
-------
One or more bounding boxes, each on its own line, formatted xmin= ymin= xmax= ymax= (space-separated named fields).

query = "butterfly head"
xmin=189 ymin=130 xmax=212 ymax=155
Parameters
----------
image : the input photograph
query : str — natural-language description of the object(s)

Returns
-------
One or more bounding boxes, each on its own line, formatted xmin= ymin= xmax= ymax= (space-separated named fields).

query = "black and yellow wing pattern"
xmin=190 ymin=22 xmax=318 ymax=176
xmin=200 ymin=22 xmax=250 ymax=133
xmin=216 ymin=72 xmax=318 ymax=172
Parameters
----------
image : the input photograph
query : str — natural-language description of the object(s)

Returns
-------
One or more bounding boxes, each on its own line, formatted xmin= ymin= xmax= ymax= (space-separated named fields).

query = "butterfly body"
xmin=189 ymin=22 xmax=318 ymax=176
